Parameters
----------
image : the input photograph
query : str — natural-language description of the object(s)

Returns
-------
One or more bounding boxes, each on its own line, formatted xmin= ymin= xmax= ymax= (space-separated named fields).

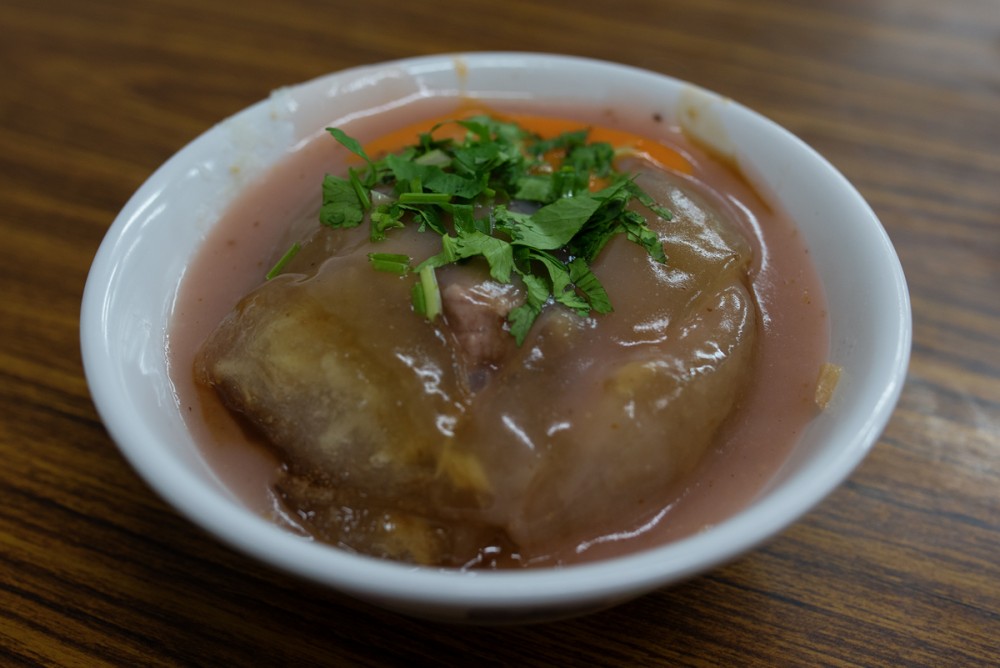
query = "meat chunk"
xmin=441 ymin=277 xmax=520 ymax=391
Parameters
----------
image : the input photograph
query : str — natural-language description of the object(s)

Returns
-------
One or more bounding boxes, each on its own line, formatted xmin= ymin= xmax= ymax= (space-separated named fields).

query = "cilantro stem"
xmin=265 ymin=242 xmax=301 ymax=280
xmin=419 ymin=265 xmax=442 ymax=320
xmin=348 ymin=168 xmax=371 ymax=210
xmin=368 ymin=252 xmax=412 ymax=275
xmin=398 ymin=192 xmax=453 ymax=204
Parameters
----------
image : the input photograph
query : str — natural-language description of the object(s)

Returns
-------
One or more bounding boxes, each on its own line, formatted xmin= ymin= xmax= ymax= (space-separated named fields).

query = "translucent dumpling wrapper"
xmin=194 ymin=166 xmax=758 ymax=567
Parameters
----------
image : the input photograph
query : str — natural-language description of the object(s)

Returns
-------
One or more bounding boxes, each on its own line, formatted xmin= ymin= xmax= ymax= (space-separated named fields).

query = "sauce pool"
xmin=168 ymin=96 xmax=830 ymax=565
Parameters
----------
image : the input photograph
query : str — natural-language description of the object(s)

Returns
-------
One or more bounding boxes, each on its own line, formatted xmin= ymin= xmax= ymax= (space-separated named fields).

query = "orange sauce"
xmin=361 ymin=104 xmax=694 ymax=180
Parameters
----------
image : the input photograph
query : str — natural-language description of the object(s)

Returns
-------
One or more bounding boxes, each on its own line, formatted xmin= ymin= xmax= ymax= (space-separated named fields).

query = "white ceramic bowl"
xmin=81 ymin=53 xmax=910 ymax=623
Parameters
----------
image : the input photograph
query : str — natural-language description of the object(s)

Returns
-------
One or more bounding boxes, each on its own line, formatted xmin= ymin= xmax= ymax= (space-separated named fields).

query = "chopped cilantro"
xmin=317 ymin=116 xmax=673 ymax=341
xmin=368 ymin=252 xmax=412 ymax=275
xmin=265 ymin=242 xmax=302 ymax=280
xmin=411 ymin=265 xmax=442 ymax=320
xmin=320 ymin=175 xmax=365 ymax=229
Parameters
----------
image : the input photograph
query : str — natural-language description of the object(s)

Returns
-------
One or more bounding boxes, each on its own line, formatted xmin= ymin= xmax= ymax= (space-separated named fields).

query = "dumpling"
xmin=194 ymin=162 xmax=757 ymax=567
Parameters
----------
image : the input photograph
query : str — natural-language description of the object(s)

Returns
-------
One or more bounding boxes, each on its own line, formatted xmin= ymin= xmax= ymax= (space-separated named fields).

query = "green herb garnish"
xmin=367 ymin=252 xmax=412 ymax=275
xmin=265 ymin=242 xmax=301 ymax=280
xmin=319 ymin=115 xmax=672 ymax=344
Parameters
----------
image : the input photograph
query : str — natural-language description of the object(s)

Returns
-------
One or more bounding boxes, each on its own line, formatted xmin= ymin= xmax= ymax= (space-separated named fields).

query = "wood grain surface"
xmin=2 ymin=0 xmax=998 ymax=665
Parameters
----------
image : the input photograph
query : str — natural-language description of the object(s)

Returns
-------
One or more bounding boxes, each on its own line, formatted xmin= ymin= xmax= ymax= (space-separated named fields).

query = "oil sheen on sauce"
xmin=168 ymin=96 xmax=830 ymax=566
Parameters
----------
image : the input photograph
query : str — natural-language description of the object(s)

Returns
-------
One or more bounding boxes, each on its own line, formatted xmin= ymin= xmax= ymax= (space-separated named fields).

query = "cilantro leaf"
xmin=528 ymin=250 xmax=590 ymax=316
xmin=417 ymin=228 xmax=514 ymax=284
xmin=569 ymin=257 xmax=613 ymax=313
xmin=320 ymin=175 xmax=365 ymax=228
xmin=507 ymin=273 xmax=551 ymax=346
xmin=326 ymin=127 xmax=376 ymax=187
xmin=529 ymin=129 xmax=589 ymax=156
xmin=513 ymin=174 xmax=553 ymax=202
xmin=369 ymin=203 xmax=405 ymax=241
xmin=632 ymin=182 xmax=674 ymax=221
xmin=621 ymin=210 xmax=668 ymax=264
xmin=506 ymin=196 xmax=602 ymax=250
xmin=398 ymin=203 xmax=447 ymax=236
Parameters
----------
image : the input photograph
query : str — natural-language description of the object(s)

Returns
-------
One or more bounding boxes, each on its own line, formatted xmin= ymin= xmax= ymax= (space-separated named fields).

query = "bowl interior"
xmin=81 ymin=52 xmax=910 ymax=622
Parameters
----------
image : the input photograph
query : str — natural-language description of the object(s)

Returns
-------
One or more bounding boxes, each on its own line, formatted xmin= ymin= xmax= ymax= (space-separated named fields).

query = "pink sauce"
xmin=168 ymin=96 xmax=829 ymax=565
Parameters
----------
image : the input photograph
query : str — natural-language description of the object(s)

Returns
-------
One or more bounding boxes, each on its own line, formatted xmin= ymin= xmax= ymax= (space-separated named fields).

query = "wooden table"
xmin=2 ymin=0 xmax=997 ymax=664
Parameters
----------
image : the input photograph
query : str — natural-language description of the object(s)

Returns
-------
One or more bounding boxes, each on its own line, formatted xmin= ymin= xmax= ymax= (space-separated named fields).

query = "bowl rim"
xmin=81 ymin=51 xmax=912 ymax=617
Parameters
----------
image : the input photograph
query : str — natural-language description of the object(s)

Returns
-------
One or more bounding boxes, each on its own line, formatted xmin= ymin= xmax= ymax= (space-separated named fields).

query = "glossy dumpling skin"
xmin=194 ymin=167 xmax=758 ymax=567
